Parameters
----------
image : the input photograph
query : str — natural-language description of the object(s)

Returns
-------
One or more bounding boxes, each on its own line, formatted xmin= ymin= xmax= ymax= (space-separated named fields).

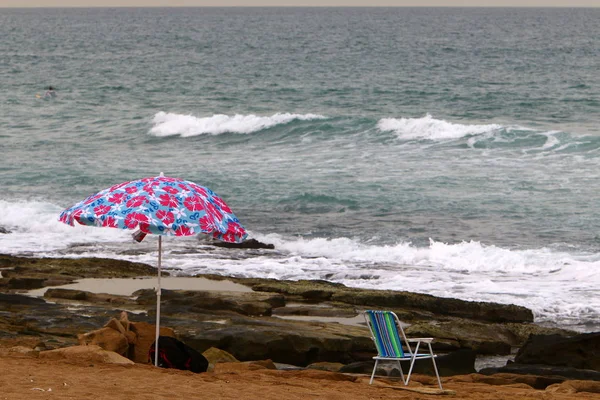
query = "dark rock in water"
xmin=479 ymin=363 xmax=600 ymax=384
xmin=45 ymin=288 xmax=89 ymax=301
xmin=212 ymin=238 xmax=275 ymax=250
xmin=6 ymin=277 xmax=46 ymax=290
xmin=0 ymin=227 xmax=11 ymax=234
xmin=0 ymin=293 xmax=48 ymax=306
xmin=514 ymin=332 xmax=600 ymax=371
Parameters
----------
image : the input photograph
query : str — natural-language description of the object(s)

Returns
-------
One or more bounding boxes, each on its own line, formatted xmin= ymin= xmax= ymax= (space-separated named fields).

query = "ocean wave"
xmin=377 ymin=114 xmax=503 ymax=140
xmin=149 ymin=112 xmax=327 ymax=137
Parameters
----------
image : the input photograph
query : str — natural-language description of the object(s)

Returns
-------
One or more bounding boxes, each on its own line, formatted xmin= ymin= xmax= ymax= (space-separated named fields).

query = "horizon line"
xmin=1 ymin=5 xmax=598 ymax=7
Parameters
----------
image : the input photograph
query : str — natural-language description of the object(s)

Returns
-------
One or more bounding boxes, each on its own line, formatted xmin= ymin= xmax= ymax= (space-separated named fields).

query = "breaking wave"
xmin=377 ymin=114 xmax=503 ymax=140
xmin=149 ymin=112 xmax=327 ymax=137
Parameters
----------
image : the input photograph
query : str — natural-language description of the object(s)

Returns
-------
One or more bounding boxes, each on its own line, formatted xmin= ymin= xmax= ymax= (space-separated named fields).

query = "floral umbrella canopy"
xmin=59 ymin=173 xmax=247 ymax=366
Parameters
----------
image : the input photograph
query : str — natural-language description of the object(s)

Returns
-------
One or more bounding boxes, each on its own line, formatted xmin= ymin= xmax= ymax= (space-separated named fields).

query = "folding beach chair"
xmin=364 ymin=310 xmax=442 ymax=389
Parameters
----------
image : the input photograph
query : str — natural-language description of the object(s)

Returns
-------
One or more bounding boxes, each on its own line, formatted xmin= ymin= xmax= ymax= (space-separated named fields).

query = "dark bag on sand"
xmin=148 ymin=336 xmax=209 ymax=373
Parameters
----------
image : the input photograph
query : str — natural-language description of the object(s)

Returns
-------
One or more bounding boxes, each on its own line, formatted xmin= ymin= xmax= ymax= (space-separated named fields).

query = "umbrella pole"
xmin=154 ymin=235 xmax=162 ymax=367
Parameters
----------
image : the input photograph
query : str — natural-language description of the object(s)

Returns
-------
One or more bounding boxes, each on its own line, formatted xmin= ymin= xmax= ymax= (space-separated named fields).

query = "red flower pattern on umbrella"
xmin=204 ymin=202 xmax=223 ymax=222
xmin=183 ymin=195 xmax=204 ymax=212
xmin=199 ymin=215 xmax=216 ymax=232
xmin=158 ymin=194 xmax=179 ymax=208
xmin=175 ymin=225 xmax=194 ymax=236
xmin=188 ymin=183 xmax=208 ymax=198
xmin=102 ymin=216 xmax=119 ymax=228
xmin=94 ymin=205 xmax=111 ymax=216
xmin=108 ymin=192 xmax=127 ymax=204
xmin=126 ymin=195 xmax=148 ymax=208
xmin=156 ymin=210 xmax=175 ymax=225
xmin=143 ymin=181 xmax=160 ymax=196
xmin=124 ymin=212 xmax=150 ymax=229
xmin=212 ymin=196 xmax=232 ymax=213
xmin=83 ymin=193 xmax=103 ymax=205
xmin=163 ymin=186 xmax=180 ymax=195
xmin=108 ymin=182 xmax=129 ymax=192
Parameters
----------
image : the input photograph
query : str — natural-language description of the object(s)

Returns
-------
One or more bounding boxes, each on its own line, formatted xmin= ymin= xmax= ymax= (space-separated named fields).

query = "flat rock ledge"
xmin=0 ymin=254 xmax=594 ymax=383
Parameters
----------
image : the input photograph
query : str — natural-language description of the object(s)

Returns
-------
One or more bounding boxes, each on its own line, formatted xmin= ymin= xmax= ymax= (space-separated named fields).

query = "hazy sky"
xmin=0 ymin=0 xmax=598 ymax=7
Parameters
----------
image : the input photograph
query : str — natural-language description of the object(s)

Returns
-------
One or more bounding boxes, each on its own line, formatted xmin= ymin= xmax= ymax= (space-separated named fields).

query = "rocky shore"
xmin=1 ymin=253 xmax=599 ymax=398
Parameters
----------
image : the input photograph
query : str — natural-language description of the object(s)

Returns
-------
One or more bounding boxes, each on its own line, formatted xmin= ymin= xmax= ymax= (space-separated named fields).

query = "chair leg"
xmin=405 ymin=342 xmax=421 ymax=385
xmin=369 ymin=359 xmax=379 ymax=385
xmin=396 ymin=360 xmax=406 ymax=385
xmin=428 ymin=342 xmax=443 ymax=390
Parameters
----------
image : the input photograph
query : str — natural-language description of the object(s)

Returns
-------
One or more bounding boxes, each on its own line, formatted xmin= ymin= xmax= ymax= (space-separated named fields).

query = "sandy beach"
xmin=1 ymin=350 xmax=599 ymax=400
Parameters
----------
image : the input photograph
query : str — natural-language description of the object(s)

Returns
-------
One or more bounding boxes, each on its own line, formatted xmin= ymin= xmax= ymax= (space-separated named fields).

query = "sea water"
xmin=1 ymin=7 xmax=599 ymax=332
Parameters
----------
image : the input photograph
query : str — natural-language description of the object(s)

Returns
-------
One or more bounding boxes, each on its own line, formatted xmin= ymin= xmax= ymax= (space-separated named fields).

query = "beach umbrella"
xmin=59 ymin=173 xmax=247 ymax=366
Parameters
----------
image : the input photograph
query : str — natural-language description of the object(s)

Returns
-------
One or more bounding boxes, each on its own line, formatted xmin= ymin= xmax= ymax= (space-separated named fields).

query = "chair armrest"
xmin=406 ymin=338 xmax=434 ymax=343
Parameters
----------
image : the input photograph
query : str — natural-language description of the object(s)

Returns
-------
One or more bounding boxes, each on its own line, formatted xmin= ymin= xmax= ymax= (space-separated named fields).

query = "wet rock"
xmin=272 ymin=303 xmax=359 ymax=320
xmin=0 ymin=255 xmax=582 ymax=376
xmin=6 ymin=277 xmax=46 ymax=290
xmin=249 ymin=279 xmax=346 ymax=301
xmin=0 ymin=227 xmax=11 ymax=234
xmin=211 ymin=238 xmax=275 ymax=250
xmin=514 ymin=332 xmax=600 ymax=370
xmin=330 ymin=289 xmax=533 ymax=323
xmin=44 ymin=288 xmax=135 ymax=306
xmin=245 ymin=278 xmax=533 ymax=323
xmin=406 ymin=321 xmax=515 ymax=355
xmin=135 ymin=288 xmax=285 ymax=317
xmin=0 ymin=255 xmax=160 ymax=282
xmin=46 ymin=288 xmax=88 ymax=301
xmin=0 ymin=293 xmax=48 ymax=306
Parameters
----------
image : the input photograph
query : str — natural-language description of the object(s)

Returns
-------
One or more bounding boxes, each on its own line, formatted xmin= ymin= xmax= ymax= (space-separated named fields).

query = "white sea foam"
xmin=149 ymin=111 xmax=327 ymax=137
xmin=1 ymin=199 xmax=598 ymax=330
xmin=541 ymin=131 xmax=561 ymax=150
xmin=377 ymin=114 xmax=503 ymax=140
xmin=0 ymin=200 xmax=133 ymax=252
